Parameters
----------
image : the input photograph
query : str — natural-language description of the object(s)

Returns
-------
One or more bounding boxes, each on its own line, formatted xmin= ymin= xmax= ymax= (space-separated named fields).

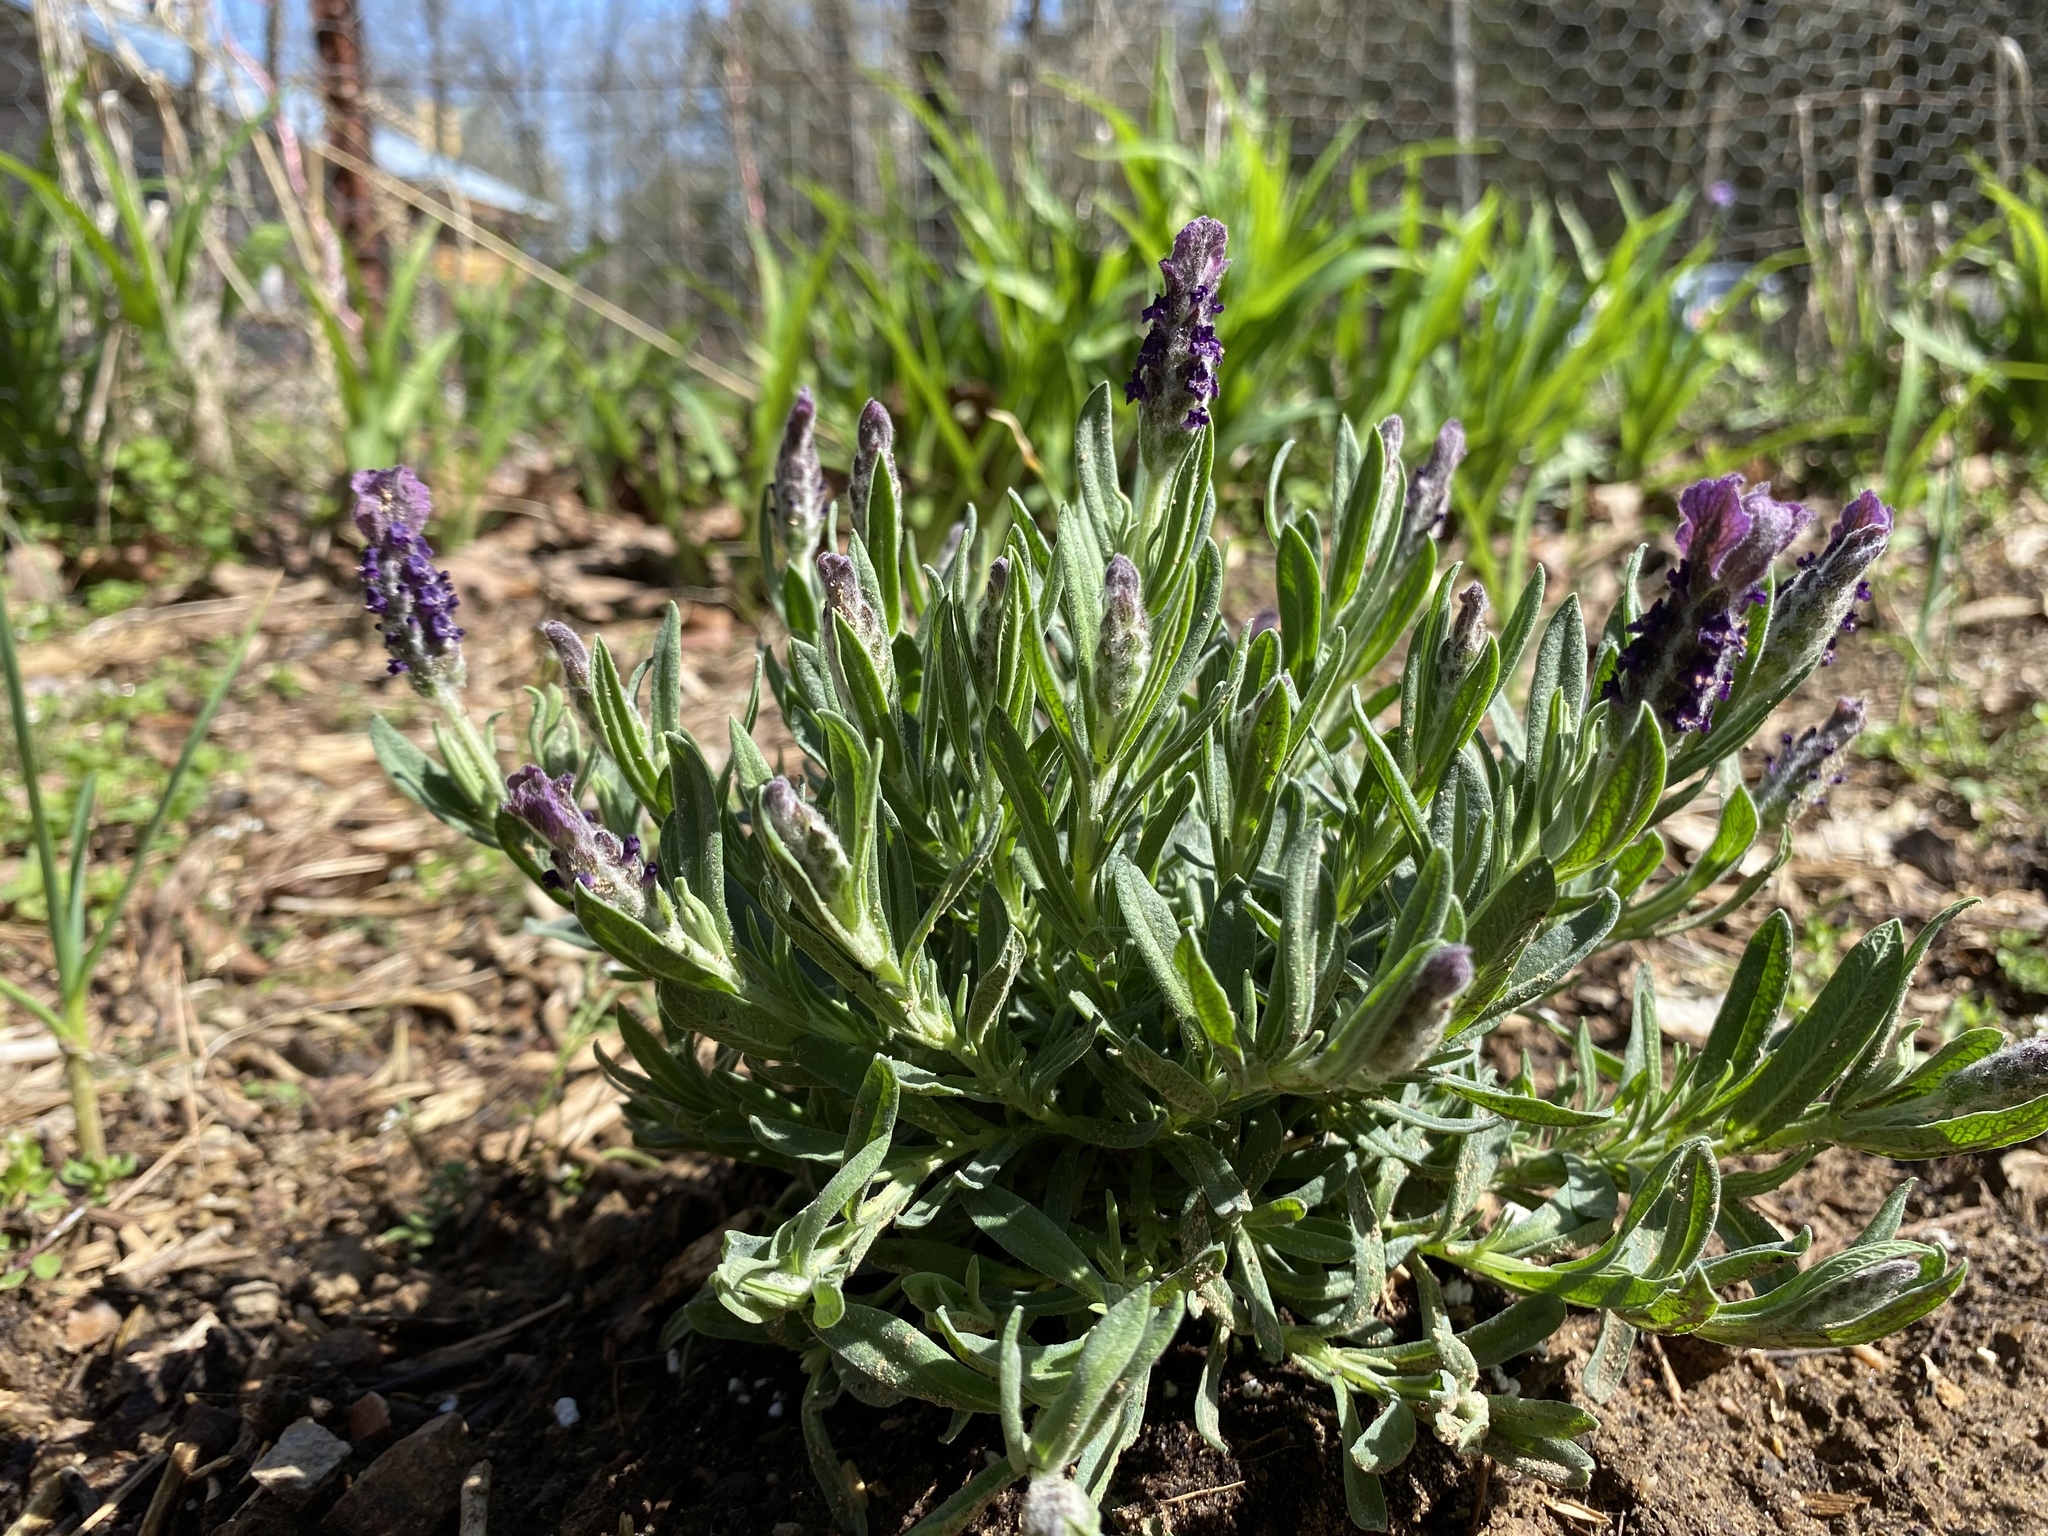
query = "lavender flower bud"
xmin=1608 ymin=474 xmax=1813 ymax=735
xmin=974 ymin=556 xmax=1011 ymax=688
xmin=1364 ymin=945 xmax=1474 ymax=1083
xmin=353 ymin=466 xmax=465 ymax=697
xmin=1125 ymin=216 xmax=1228 ymax=467
xmin=847 ymin=399 xmax=898 ymax=543
xmin=770 ymin=386 xmax=828 ymax=564
xmin=1438 ymin=581 xmax=1490 ymax=690
xmin=1931 ymin=1036 xmax=2048 ymax=1116
xmin=540 ymin=620 xmax=600 ymax=735
xmin=1243 ymin=607 xmax=1280 ymax=640
xmin=1094 ymin=554 xmax=1151 ymax=719
xmin=1399 ymin=420 xmax=1466 ymax=556
xmin=503 ymin=765 xmax=657 ymax=919
xmin=1757 ymin=489 xmax=1892 ymax=688
xmin=817 ymin=550 xmax=890 ymax=679
xmin=760 ymin=775 xmax=853 ymax=914
xmin=1021 ymin=1475 xmax=1100 ymax=1536
xmin=1377 ymin=414 xmax=1405 ymax=468
xmin=1756 ymin=696 xmax=1866 ymax=828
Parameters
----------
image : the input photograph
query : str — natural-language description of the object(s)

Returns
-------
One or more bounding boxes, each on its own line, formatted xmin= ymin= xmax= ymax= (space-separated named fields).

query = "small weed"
xmin=1996 ymin=931 xmax=2048 ymax=1001
xmin=381 ymin=1156 xmax=475 ymax=1256
xmin=60 ymin=1151 xmax=135 ymax=1200
xmin=265 ymin=665 xmax=308 ymax=702
xmin=1866 ymin=702 xmax=2048 ymax=831
xmin=1 ymin=1132 xmax=62 ymax=1211
xmin=241 ymin=1077 xmax=309 ymax=1109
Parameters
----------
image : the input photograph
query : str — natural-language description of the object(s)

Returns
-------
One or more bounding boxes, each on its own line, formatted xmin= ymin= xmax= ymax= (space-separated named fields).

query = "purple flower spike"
xmin=1609 ymin=473 xmax=1812 ymax=736
xmin=1757 ymin=697 xmax=1866 ymax=828
xmin=771 ymin=387 xmax=828 ymax=565
xmin=1674 ymin=474 xmax=1812 ymax=602
xmin=353 ymin=466 xmax=464 ymax=697
xmin=504 ymin=765 xmax=658 ymax=918
xmin=1127 ymin=216 xmax=1229 ymax=466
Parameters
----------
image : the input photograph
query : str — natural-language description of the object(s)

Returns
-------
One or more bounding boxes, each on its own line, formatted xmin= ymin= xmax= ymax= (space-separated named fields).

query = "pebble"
xmin=224 ymin=1279 xmax=284 ymax=1326
xmin=320 ymin=1412 xmax=470 ymax=1536
xmin=250 ymin=1417 xmax=352 ymax=1503
xmin=347 ymin=1392 xmax=392 ymax=1442
xmin=554 ymin=1397 xmax=581 ymax=1428
xmin=62 ymin=1300 xmax=121 ymax=1353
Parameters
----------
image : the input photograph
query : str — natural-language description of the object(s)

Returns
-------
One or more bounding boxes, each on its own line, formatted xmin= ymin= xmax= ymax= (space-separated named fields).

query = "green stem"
xmin=438 ymin=697 xmax=503 ymax=808
xmin=61 ymin=995 xmax=105 ymax=1166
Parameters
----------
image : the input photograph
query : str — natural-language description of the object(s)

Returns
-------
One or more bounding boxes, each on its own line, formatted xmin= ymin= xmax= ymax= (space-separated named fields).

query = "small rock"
xmin=250 ymin=1417 xmax=353 ymax=1503
xmin=320 ymin=1412 xmax=470 ymax=1536
xmin=348 ymin=1392 xmax=393 ymax=1442
xmin=225 ymin=1279 xmax=284 ymax=1326
xmin=772 ymin=1525 xmax=803 ymax=1536
xmin=553 ymin=1397 xmax=581 ymax=1428
xmin=308 ymin=1270 xmax=363 ymax=1312
xmin=63 ymin=1300 xmax=121 ymax=1353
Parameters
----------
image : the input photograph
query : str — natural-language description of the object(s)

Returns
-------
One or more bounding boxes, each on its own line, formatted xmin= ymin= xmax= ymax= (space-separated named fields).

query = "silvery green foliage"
xmin=363 ymin=237 xmax=2048 ymax=1536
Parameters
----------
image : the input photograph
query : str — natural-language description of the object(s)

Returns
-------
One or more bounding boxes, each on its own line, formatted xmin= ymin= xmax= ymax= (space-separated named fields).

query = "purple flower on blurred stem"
xmin=1707 ymin=179 xmax=1736 ymax=209
xmin=1401 ymin=421 xmax=1467 ymax=554
xmin=1126 ymin=216 xmax=1229 ymax=471
xmin=354 ymin=467 xmax=464 ymax=697
xmin=1609 ymin=474 xmax=1812 ymax=735
xmin=770 ymin=387 xmax=827 ymax=565
xmin=503 ymin=765 xmax=658 ymax=918
xmin=1757 ymin=696 xmax=1866 ymax=828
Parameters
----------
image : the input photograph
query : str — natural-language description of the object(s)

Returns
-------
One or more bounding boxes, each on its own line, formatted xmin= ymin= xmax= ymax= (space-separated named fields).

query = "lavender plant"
xmin=363 ymin=220 xmax=2048 ymax=1534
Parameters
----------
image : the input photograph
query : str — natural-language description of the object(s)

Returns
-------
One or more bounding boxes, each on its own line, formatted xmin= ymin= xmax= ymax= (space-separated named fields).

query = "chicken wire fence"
xmin=3 ymin=0 xmax=2047 ymax=319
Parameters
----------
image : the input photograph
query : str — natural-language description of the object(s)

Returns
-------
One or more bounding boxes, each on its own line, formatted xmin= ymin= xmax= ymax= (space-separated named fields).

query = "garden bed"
xmin=4 ymin=481 xmax=2046 ymax=1536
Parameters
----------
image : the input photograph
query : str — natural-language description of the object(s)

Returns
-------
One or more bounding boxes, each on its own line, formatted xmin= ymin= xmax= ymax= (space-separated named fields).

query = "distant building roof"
xmin=3 ymin=0 xmax=557 ymax=223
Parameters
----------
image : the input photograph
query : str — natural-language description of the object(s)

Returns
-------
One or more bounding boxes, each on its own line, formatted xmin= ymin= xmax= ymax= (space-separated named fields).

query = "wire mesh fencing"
xmin=335 ymin=0 xmax=2048 ymax=318
xmin=3 ymin=1 xmax=2045 ymax=327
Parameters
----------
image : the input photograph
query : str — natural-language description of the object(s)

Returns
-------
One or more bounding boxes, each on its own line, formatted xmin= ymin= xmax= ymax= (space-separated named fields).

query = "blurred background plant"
xmin=0 ymin=1 xmax=2044 ymax=613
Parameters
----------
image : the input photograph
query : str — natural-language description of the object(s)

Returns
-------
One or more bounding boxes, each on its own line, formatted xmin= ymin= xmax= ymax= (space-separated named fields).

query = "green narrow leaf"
xmin=1277 ymin=518 xmax=1323 ymax=686
xmin=1695 ymin=909 xmax=1793 ymax=1090
xmin=1112 ymin=858 xmax=1194 ymax=1019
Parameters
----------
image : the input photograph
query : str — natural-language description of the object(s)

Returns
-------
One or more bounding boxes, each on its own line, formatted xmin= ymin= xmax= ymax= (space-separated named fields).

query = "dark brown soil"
xmin=4 ymin=478 xmax=2047 ymax=1535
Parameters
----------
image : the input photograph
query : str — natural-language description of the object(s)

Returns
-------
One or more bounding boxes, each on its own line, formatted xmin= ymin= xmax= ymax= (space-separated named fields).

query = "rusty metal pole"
xmin=310 ymin=0 xmax=384 ymax=304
